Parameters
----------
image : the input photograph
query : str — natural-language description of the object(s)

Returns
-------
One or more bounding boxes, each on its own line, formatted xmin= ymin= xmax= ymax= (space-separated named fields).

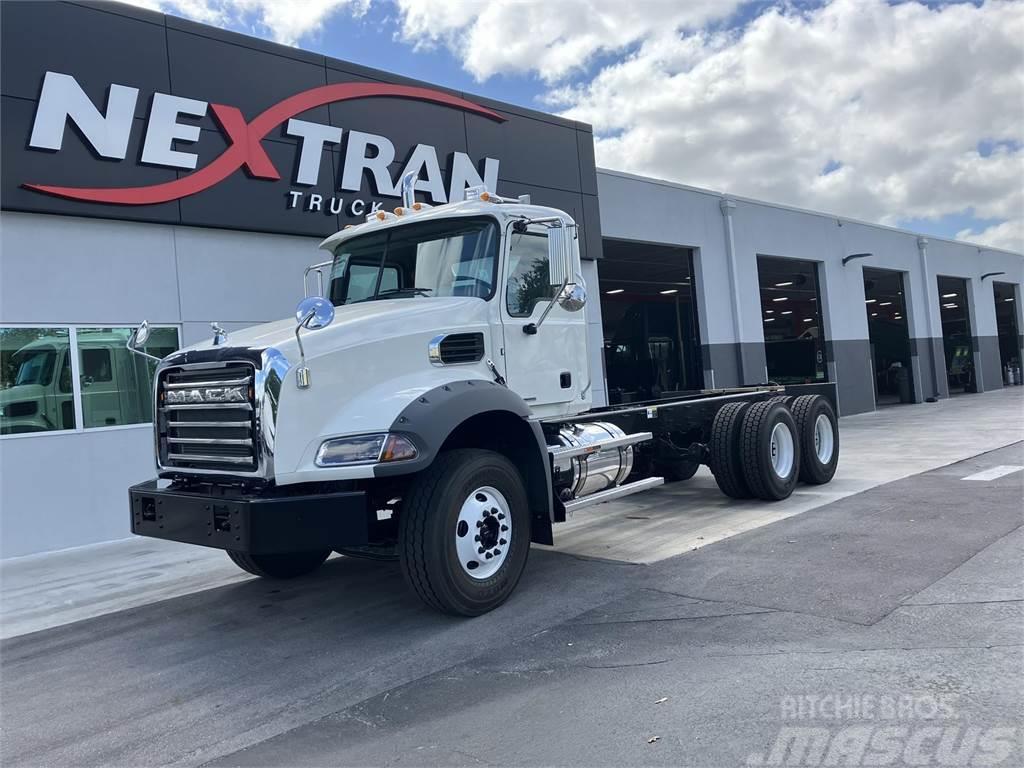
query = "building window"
xmin=757 ymin=256 xmax=828 ymax=384
xmin=0 ymin=325 xmax=180 ymax=436
xmin=506 ymin=231 xmax=555 ymax=317
xmin=0 ymin=327 xmax=74 ymax=434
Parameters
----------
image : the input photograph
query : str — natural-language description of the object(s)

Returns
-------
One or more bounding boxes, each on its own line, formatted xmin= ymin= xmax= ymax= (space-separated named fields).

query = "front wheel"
xmin=399 ymin=449 xmax=530 ymax=616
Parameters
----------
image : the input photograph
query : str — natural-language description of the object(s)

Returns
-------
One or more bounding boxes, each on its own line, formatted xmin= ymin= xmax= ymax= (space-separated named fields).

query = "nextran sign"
xmin=24 ymin=71 xmax=504 ymax=216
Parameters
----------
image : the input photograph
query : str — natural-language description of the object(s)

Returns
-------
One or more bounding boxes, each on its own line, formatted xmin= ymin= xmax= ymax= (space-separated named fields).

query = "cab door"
xmin=499 ymin=226 xmax=588 ymax=417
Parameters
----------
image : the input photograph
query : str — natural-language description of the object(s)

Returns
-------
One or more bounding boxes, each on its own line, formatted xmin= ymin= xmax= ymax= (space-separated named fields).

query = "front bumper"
xmin=129 ymin=480 xmax=368 ymax=554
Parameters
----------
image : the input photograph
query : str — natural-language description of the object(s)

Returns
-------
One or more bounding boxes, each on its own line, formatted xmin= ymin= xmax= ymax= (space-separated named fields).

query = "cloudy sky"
xmin=125 ymin=0 xmax=1023 ymax=251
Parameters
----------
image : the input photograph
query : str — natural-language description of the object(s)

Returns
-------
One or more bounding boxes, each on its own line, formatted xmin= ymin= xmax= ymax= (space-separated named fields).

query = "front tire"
xmin=399 ymin=449 xmax=530 ymax=616
xmin=227 ymin=549 xmax=330 ymax=578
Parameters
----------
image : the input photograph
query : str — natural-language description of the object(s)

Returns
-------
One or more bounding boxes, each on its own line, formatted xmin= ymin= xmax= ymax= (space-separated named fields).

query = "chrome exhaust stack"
xmin=400 ymin=171 xmax=417 ymax=209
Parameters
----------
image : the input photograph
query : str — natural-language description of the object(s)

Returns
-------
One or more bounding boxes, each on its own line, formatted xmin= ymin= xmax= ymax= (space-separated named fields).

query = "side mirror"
xmin=295 ymin=296 xmax=335 ymax=330
xmin=132 ymin=321 xmax=150 ymax=347
xmin=547 ymin=225 xmax=573 ymax=288
xmin=557 ymin=280 xmax=587 ymax=312
xmin=126 ymin=321 xmax=162 ymax=363
xmin=293 ymin=297 xmax=335 ymax=389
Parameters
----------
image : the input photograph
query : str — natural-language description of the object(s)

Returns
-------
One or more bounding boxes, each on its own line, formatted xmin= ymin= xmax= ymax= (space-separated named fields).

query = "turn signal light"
xmin=380 ymin=434 xmax=418 ymax=462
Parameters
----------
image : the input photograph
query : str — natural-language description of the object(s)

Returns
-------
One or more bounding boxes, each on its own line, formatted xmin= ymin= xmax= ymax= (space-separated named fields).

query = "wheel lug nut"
xmin=491 ymin=507 xmax=498 ymax=514
xmin=494 ymin=549 xmax=501 ymax=556
xmin=500 ymin=525 xmax=508 ymax=532
xmin=475 ymin=535 xmax=480 ymax=542
xmin=476 ymin=521 xmax=483 ymax=528
xmin=478 ymin=547 xmax=485 ymax=554
xmin=499 ymin=538 xmax=506 ymax=545
xmin=485 ymin=552 xmax=493 ymax=559
xmin=497 ymin=513 xmax=505 ymax=520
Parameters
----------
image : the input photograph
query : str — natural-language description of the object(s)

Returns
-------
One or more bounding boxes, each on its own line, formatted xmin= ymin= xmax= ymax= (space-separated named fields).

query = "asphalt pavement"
xmin=2 ymin=443 xmax=1022 ymax=767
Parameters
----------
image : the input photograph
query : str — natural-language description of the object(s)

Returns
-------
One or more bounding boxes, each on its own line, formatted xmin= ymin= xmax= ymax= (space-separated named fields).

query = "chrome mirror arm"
xmin=126 ymin=324 xmax=162 ymax=363
xmin=523 ymin=273 xmax=570 ymax=336
xmin=294 ymin=309 xmax=316 ymax=389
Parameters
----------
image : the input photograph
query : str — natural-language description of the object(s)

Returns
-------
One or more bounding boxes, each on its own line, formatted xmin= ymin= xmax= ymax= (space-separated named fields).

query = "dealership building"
xmin=1 ymin=1 xmax=1021 ymax=558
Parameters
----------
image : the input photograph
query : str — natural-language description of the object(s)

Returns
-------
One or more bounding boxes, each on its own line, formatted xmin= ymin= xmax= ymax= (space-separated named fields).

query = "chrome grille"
xmin=158 ymin=363 xmax=257 ymax=472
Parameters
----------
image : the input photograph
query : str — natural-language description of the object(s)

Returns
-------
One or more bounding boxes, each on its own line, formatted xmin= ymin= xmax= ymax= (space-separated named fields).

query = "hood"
xmin=180 ymin=296 xmax=492 ymax=360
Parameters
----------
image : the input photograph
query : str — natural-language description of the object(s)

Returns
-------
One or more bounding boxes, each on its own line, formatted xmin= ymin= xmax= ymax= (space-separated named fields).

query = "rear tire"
xmin=738 ymin=400 xmax=801 ymax=500
xmin=790 ymin=394 xmax=839 ymax=484
xmin=709 ymin=402 xmax=753 ymax=498
xmin=399 ymin=449 xmax=530 ymax=616
xmin=227 ymin=549 xmax=330 ymax=578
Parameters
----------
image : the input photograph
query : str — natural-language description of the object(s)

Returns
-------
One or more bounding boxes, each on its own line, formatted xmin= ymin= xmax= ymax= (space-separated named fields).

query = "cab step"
xmin=562 ymin=476 xmax=664 ymax=514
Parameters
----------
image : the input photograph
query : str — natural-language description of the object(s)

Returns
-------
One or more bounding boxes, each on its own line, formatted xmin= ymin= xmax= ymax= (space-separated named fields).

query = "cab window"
xmin=506 ymin=231 xmax=555 ymax=317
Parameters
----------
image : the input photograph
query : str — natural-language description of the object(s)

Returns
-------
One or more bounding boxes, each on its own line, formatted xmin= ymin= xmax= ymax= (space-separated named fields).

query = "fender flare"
xmin=377 ymin=380 xmax=554 ymax=544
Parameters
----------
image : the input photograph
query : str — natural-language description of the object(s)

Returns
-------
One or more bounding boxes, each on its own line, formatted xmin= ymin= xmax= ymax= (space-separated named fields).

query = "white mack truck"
xmin=128 ymin=174 xmax=840 ymax=616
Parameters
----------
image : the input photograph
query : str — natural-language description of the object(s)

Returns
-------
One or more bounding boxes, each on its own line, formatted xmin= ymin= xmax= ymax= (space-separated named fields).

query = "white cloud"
xmin=397 ymin=0 xmax=1024 ymax=252
xmin=120 ymin=0 xmax=369 ymax=46
xmin=957 ymin=219 xmax=1024 ymax=252
xmin=394 ymin=0 xmax=746 ymax=83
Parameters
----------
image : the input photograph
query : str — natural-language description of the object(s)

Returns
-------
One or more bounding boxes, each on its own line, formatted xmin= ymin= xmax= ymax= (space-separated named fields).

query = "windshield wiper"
xmin=373 ymin=287 xmax=433 ymax=299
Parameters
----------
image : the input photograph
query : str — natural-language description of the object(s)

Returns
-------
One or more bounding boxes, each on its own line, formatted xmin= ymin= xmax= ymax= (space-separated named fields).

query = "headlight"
xmin=315 ymin=433 xmax=418 ymax=467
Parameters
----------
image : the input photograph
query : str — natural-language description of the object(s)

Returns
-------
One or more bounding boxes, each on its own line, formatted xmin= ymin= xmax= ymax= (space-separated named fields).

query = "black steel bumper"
xmin=129 ymin=480 xmax=369 ymax=554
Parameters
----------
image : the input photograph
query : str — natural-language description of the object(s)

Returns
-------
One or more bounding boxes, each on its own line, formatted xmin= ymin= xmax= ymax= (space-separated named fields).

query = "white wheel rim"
xmin=813 ymin=413 xmax=834 ymax=464
xmin=769 ymin=422 xmax=795 ymax=479
xmin=455 ymin=486 xmax=511 ymax=580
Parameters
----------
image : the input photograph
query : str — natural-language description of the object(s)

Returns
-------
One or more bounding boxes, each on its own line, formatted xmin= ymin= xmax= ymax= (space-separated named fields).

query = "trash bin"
xmin=897 ymin=367 xmax=912 ymax=403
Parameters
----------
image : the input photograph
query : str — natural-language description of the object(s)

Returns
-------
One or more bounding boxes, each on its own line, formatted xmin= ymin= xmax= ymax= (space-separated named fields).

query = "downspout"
xmin=917 ymin=236 xmax=942 ymax=400
xmin=719 ymin=199 xmax=747 ymax=384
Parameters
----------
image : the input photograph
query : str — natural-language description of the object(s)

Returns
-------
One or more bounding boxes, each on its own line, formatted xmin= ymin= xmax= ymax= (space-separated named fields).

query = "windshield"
xmin=329 ymin=217 xmax=499 ymax=306
xmin=13 ymin=348 xmax=56 ymax=386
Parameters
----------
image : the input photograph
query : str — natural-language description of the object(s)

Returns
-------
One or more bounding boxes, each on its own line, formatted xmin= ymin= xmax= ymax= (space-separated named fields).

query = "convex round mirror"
xmin=132 ymin=320 xmax=151 ymax=347
xmin=558 ymin=282 xmax=587 ymax=312
xmin=295 ymin=296 xmax=335 ymax=330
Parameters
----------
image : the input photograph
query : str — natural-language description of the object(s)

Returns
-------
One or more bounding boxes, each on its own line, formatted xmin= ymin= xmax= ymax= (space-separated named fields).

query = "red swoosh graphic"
xmin=23 ymin=83 xmax=505 ymax=205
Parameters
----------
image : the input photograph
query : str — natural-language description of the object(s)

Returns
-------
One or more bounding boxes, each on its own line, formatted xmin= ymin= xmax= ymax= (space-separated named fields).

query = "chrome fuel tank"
xmin=549 ymin=421 xmax=635 ymax=500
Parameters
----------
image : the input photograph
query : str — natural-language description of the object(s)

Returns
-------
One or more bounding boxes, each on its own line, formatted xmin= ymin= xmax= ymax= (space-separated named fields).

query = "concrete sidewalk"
xmin=1 ymin=387 xmax=1021 ymax=639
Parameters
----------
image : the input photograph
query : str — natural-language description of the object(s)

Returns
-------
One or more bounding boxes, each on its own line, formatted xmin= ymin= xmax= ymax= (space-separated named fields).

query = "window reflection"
xmin=77 ymin=327 xmax=180 ymax=428
xmin=0 ymin=327 xmax=74 ymax=434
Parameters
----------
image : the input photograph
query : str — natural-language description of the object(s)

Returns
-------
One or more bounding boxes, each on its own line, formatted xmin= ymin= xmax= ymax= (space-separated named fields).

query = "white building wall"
xmin=0 ymin=211 xmax=324 ymax=557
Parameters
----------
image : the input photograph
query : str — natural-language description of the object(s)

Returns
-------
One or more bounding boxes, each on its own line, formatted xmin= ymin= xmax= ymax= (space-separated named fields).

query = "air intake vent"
xmin=434 ymin=333 xmax=485 ymax=365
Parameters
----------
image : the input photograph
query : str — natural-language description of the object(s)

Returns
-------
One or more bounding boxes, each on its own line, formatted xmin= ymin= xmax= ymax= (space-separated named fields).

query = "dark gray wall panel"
xmin=179 ymin=137 xmax=340 ymax=236
xmin=976 ymin=335 xmax=1003 ymax=392
xmin=1 ymin=98 xmax=181 ymax=223
xmin=912 ymin=337 xmax=950 ymax=400
xmin=165 ymin=29 xmax=330 ymax=133
xmin=702 ymin=342 xmax=767 ymax=389
xmin=830 ymin=339 xmax=875 ymax=416
xmin=465 ymin=110 xmax=583 ymax=193
xmin=1 ymin=1 xmax=168 ymax=119
xmin=1 ymin=2 xmax=601 ymax=242
xmin=324 ymin=68 xmax=469 ymax=179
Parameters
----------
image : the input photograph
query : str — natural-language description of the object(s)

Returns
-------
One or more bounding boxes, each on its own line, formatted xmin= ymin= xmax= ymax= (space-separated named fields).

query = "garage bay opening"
xmin=937 ymin=276 xmax=976 ymax=394
xmin=598 ymin=239 xmax=703 ymax=405
xmin=863 ymin=268 xmax=914 ymax=405
xmin=993 ymin=281 xmax=1021 ymax=384
xmin=757 ymin=256 xmax=828 ymax=385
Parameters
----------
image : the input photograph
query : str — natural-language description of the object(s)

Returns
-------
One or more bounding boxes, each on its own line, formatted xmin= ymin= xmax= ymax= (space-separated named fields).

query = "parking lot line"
xmin=961 ymin=465 xmax=1024 ymax=481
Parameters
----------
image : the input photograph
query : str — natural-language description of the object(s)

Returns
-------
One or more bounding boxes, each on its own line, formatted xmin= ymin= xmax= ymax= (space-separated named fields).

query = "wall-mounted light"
xmin=981 ymin=271 xmax=1006 ymax=281
xmin=842 ymin=252 xmax=872 ymax=266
